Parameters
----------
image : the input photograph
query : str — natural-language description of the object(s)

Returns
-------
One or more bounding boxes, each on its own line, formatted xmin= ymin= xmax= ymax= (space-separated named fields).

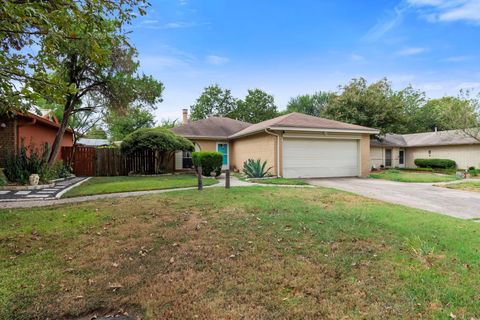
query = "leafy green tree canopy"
xmin=322 ymin=78 xmax=420 ymax=134
xmin=84 ymin=126 xmax=107 ymax=139
xmin=189 ymin=84 xmax=237 ymax=120
xmin=120 ymin=128 xmax=193 ymax=155
xmin=286 ymin=92 xmax=332 ymax=117
xmin=0 ymin=0 xmax=150 ymax=114
xmin=232 ymin=89 xmax=278 ymax=123
xmin=106 ymin=108 xmax=156 ymax=141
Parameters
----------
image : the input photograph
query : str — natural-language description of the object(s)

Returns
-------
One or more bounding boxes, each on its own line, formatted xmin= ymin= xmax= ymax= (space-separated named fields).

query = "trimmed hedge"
xmin=192 ymin=151 xmax=223 ymax=177
xmin=414 ymin=158 xmax=457 ymax=169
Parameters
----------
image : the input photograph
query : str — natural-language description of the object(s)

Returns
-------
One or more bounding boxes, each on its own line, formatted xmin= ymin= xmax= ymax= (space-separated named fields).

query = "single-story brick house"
xmin=171 ymin=110 xmax=379 ymax=178
xmin=0 ymin=112 xmax=74 ymax=167
xmin=370 ymin=130 xmax=480 ymax=170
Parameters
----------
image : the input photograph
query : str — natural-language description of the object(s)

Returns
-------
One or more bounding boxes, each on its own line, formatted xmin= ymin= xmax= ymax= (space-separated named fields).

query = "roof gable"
xmin=229 ymin=112 xmax=379 ymax=138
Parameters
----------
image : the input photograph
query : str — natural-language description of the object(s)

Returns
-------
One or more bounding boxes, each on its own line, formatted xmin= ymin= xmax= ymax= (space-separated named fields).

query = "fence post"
xmin=225 ymin=169 xmax=230 ymax=189
xmin=197 ymin=166 xmax=203 ymax=190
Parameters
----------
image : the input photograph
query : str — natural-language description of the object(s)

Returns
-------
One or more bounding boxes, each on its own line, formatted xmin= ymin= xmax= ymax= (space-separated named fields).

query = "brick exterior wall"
xmin=0 ymin=116 xmax=17 ymax=167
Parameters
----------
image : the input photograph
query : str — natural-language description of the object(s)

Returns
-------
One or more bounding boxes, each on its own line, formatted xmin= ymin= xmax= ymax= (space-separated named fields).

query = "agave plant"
xmin=243 ymin=159 xmax=272 ymax=178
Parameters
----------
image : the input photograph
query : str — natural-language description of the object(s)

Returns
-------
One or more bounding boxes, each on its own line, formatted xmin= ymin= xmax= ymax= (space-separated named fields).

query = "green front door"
xmin=217 ymin=143 xmax=228 ymax=169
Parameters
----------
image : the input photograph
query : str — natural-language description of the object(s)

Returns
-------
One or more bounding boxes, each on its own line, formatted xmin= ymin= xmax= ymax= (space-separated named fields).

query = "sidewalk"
xmin=0 ymin=175 xmax=312 ymax=209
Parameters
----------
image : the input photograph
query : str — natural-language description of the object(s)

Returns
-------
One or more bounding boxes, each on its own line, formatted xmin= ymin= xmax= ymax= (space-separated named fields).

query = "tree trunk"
xmin=48 ymin=96 xmax=75 ymax=166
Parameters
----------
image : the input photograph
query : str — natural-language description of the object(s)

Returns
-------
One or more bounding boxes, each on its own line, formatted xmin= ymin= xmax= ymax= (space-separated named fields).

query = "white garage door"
xmin=283 ymin=138 xmax=359 ymax=178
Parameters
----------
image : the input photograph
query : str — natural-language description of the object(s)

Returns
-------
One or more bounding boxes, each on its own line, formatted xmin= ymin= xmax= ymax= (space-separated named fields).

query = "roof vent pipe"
xmin=434 ymin=127 xmax=437 ymax=133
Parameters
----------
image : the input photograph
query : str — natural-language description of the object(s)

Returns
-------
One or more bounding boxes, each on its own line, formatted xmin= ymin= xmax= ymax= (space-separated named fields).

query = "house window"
xmin=182 ymin=151 xmax=192 ymax=169
xmin=385 ymin=149 xmax=392 ymax=167
xmin=428 ymin=150 xmax=432 ymax=157
xmin=399 ymin=150 xmax=405 ymax=165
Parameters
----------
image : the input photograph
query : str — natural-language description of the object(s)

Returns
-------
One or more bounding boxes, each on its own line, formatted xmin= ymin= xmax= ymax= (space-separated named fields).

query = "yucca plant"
xmin=243 ymin=159 xmax=272 ymax=178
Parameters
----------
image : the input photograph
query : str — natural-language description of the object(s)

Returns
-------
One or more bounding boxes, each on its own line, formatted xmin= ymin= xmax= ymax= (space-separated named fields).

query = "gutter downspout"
xmin=265 ymin=128 xmax=281 ymax=177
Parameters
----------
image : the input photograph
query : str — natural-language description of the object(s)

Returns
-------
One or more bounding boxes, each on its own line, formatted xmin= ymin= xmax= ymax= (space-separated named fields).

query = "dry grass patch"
xmin=1 ymin=187 xmax=480 ymax=319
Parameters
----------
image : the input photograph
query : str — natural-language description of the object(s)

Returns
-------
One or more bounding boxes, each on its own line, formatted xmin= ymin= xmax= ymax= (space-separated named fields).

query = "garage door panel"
xmin=283 ymin=139 xmax=359 ymax=178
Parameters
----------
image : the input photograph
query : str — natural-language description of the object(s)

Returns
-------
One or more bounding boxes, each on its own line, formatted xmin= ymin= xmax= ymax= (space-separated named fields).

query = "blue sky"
xmin=130 ymin=0 xmax=480 ymax=122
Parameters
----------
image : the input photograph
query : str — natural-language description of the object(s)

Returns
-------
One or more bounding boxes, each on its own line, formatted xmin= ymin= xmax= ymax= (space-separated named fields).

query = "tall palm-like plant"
xmin=243 ymin=159 xmax=272 ymax=178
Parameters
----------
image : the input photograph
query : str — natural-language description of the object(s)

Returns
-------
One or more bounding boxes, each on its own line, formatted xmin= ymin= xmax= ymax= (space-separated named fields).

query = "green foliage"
xmin=106 ymin=107 xmax=156 ymax=141
xmin=386 ymin=169 xmax=401 ymax=174
xmin=3 ymin=144 xmax=53 ymax=184
xmin=84 ymin=125 xmax=108 ymax=139
xmin=157 ymin=119 xmax=179 ymax=129
xmin=121 ymin=128 xmax=193 ymax=155
xmin=468 ymin=167 xmax=479 ymax=177
xmin=322 ymin=78 xmax=425 ymax=134
xmin=414 ymin=158 xmax=457 ymax=169
xmin=0 ymin=0 xmax=151 ymax=114
xmin=192 ymin=151 xmax=223 ymax=177
xmin=398 ymin=167 xmax=434 ymax=172
xmin=286 ymin=92 xmax=332 ymax=117
xmin=231 ymin=89 xmax=278 ymax=123
xmin=242 ymin=159 xmax=272 ymax=178
xmin=190 ymin=84 xmax=237 ymax=121
xmin=0 ymin=170 xmax=6 ymax=187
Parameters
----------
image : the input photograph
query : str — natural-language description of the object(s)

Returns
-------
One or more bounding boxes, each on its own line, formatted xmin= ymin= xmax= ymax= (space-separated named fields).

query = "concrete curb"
xmin=56 ymin=177 xmax=91 ymax=199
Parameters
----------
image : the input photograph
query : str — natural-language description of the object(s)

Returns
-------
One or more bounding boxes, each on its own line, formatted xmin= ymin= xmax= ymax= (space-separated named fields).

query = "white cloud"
xmin=205 ymin=55 xmax=230 ymax=66
xmin=408 ymin=0 xmax=480 ymax=24
xmin=350 ymin=54 xmax=366 ymax=61
xmin=363 ymin=6 xmax=407 ymax=42
xmin=397 ymin=47 xmax=429 ymax=56
xmin=441 ymin=55 xmax=472 ymax=62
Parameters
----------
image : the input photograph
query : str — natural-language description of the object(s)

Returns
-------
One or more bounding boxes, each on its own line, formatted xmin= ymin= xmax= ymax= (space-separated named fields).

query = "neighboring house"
xmin=0 ymin=112 xmax=74 ymax=167
xmin=371 ymin=130 xmax=480 ymax=169
xmin=171 ymin=110 xmax=378 ymax=178
xmin=77 ymin=138 xmax=111 ymax=147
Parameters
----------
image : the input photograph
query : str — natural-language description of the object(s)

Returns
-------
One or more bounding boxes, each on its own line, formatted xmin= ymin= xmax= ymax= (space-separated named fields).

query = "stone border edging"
xmin=55 ymin=177 xmax=91 ymax=199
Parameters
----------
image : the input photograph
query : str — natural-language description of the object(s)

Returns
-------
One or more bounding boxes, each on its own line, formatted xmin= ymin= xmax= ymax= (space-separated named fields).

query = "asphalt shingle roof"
xmin=171 ymin=117 xmax=251 ymax=138
xmin=371 ymin=129 xmax=479 ymax=147
xmin=229 ymin=112 xmax=378 ymax=138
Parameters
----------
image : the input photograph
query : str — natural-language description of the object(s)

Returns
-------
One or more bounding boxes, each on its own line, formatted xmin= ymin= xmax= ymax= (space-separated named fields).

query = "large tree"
xmin=322 ymin=78 xmax=421 ymax=134
xmin=231 ymin=89 xmax=278 ymax=123
xmin=439 ymin=92 xmax=480 ymax=141
xmin=26 ymin=3 xmax=163 ymax=165
xmin=0 ymin=0 xmax=150 ymax=114
xmin=189 ymin=84 xmax=237 ymax=120
xmin=106 ymin=108 xmax=156 ymax=141
xmin=286 ymin=92 xmax=332 ymax=117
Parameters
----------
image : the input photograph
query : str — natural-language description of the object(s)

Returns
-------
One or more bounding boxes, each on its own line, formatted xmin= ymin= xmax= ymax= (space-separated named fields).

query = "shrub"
xmin=243 ymin=159 xmax=272 ymax=178
xmin=468 ymin=166 xmax=479 ymax=177
xmin=192 ymin=151 xmax=223 ymax=177
xmin=3 ymin=144 xmax=70 ymax=185
xmin=414 ymin=158 xmax=456 ymax=169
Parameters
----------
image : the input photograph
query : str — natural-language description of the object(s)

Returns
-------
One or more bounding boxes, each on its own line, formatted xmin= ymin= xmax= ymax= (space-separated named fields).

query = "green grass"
xmin=2 ymin=187 xmax=480 ymax=318
xmin=370 ymin=170 xmax=460 ymax=183
xmin=62 ymin=174 xmax=218 ymax=197
xmin=443 ymin=181 xmax=480 ymax=192
xmin=249 ymin=177 xmax=309 ymax=185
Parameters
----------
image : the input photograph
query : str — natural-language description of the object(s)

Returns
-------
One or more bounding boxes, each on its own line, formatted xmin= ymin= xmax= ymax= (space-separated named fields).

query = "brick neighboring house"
xmin=0 ymin=112 xmax=74 ymax=167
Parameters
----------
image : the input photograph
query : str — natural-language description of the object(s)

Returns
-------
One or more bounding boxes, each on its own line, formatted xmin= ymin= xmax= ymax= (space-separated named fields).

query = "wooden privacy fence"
xmin=62 ymin=147 xmax=163 ymax=176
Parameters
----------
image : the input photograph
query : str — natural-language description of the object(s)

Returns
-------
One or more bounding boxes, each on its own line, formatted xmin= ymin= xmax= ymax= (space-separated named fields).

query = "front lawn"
xmin=1 ymin=187 xmax=480 ymax=318
xmin=62 ymin=174 xmax=218 ymax=197
xmin=442 ymin=181 xmax=480 ymax=192
xmin=249 ymin=177 xmax=309 ymax=185
xmin=370 ymin=170 xmax=459 ymax=183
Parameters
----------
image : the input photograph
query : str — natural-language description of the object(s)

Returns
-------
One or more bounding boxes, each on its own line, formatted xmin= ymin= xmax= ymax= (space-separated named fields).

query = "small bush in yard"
xmin=3 ymin=144 xmax=71 ymax=185
xmin=243 ymin=159 xmax=272 ymax=178
xmin=468 ymin=166 xmax=478 ymax=176
xmin=192 ymin=151 xmax=223 ymax=177
xmin=414 ymin=158 xmax=456 ymax=169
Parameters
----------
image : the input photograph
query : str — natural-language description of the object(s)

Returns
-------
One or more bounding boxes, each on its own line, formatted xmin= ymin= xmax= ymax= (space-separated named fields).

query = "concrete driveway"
xmin=308 ymin=178 xmax=480 ymax=219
